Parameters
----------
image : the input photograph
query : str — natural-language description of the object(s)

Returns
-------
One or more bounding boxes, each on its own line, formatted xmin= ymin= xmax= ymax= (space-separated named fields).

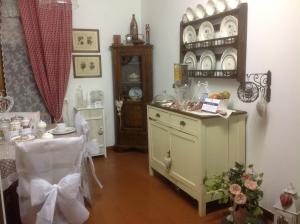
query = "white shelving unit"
xmin=74 ymin=106 xmax=107 ymax=157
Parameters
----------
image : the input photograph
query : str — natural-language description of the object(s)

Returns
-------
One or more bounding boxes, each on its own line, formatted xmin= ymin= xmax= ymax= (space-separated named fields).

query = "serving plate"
xmin=205 ymin=0 xmax=216 ymax=16
xmin=198 ymin=21 xmax=215 ymax=41
xmin=129 ymin=87 xmax=143 ymax=101
xmin=185 ymin=7 xmax=196 ymax=21
xmin=195 ymin=4 xmax=206 ymax=19
xmin=11 ymin=135 xmax=35 ymax=142
xmin=183 ymin=25 xmax=197 ymax=44
xmin=198 ymin=50 xmax=216 ymax=70
xmin=220 ymin=15 xmax=238 ymax=37
xmin=215 ymin=0 xmax=227 ymax=13
xmin=183 ymin=51 xmax=197 ymax=70
xmin=48 ymin=127 xmax=76 ymax=135
xmin=221 ymin=48 xmax=237 ymax=70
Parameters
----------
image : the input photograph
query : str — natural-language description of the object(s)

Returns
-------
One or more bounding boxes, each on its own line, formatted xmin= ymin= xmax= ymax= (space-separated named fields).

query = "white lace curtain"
xmin=1 ymin=0 xmax=19 ymax=17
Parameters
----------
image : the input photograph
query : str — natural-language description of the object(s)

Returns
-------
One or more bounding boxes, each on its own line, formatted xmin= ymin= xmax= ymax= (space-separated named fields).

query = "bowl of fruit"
xmin=209 ymin=91 xmax=231 ymax=111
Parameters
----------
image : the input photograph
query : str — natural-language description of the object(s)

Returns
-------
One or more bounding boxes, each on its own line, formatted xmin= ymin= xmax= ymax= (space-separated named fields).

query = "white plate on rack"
xmin=221 ymin=48 xmax=237 ymax=70
xmin=182 ymin=13 xmax=189 ymax=23
xmin=205 ymin=0 xmax=216 ymax=16
xmin=195 ymin=4 xmax=206 ymax=19
xmin=215 ymin=0 xmax=227 ymax=13
xmin=220 ymin=15 xmax=238 ymax=37
xmin=198 ymin=21 xmax=215 ymax=41
xmin=226 ymin=0 xmax=240 ymax=9
xmin=183 ymin=25 xmax=197 ymax=44
xmin=183 ymin=51 xmax=197 ymax=70
xmin=185 ymin=7 xmax=196 ymax=21
xmin=48 ymin=127 xmax=76 ymax=135
xmin=198 ymin=50 xmax=216 ymax=70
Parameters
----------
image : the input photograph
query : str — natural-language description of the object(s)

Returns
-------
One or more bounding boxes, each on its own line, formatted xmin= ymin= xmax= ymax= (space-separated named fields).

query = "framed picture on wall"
xmin=73 ymin=55 xmax=102 ymax=78
xmin=72 ymin=29 xmax=100 ymax=53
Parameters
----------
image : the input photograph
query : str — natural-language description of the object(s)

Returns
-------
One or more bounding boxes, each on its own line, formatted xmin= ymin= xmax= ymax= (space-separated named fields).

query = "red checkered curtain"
xmin=17 ymin=0 xmax=72 ymax=122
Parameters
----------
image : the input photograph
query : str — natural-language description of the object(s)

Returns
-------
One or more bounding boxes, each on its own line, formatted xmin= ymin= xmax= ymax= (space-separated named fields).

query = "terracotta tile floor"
xmin=86 ymin=150 xmax=272 ymax=224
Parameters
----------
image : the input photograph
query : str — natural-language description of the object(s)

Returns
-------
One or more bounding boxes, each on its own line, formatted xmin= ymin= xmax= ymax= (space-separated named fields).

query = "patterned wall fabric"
xmin=0 ymin=0 xmax=50 ymax=121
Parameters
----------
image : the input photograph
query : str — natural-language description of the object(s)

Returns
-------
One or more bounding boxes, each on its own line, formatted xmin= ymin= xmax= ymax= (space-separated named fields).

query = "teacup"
xmin=56 ymin=123 xmax=66 ymax=132
xmin=42 ymin=132 xmax=54 ymax=139
xmin=21 ymin=119 xmax=30 ymax=128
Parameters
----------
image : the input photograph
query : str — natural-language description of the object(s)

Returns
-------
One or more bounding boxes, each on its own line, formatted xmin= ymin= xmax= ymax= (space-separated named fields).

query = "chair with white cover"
xmin=15 ymin=136 xmax=89 ymax=224
xmin=74 ymin=112 xmax=103 ymax=205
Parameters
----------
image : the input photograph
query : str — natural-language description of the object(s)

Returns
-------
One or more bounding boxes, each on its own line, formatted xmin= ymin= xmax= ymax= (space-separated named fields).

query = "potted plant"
xmin=203 ymin=162 xmax=264 ymax=224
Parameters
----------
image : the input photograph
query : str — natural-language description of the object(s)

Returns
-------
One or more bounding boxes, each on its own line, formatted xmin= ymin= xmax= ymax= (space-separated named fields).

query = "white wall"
xmin=141 ymin=0 xmax=300 ymax=213
xmin=64 ymin=0 xmax=142 ymax=146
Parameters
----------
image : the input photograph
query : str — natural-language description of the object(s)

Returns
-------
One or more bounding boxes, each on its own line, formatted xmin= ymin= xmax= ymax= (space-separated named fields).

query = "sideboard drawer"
xmin=170 ymin=113 xmax=200 ymax=133
xmin=148 ymin=107 xmax=169 ymax=123
xmin=80 ymin=108 xmax=103 ymax=118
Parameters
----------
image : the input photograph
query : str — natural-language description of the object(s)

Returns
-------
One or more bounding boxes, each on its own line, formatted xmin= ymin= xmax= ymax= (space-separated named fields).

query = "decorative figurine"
xmin=274 ymin=183 xmax=300 ymax=224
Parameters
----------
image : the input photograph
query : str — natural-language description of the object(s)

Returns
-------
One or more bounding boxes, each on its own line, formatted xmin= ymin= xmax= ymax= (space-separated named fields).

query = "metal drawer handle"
xmin=98 ymin=128 xmax=103 ymax=135
xmin=180 ymin=121 xmax=186 ymax=126
xmin=155 ymin=113 xmax=160 ymax=118
xmin=149 ymin=117 xmax=157 ymax=121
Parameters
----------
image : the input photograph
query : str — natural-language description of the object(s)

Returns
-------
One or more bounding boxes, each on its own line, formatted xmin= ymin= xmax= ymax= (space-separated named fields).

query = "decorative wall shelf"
xmin=182 ymin=36 xmax=238 ymax=51
xmin=179 ymin=3 xmax=272 ymax=104
xmin=187 ymin=70 xmax=237 ymax=78
xmin=180 ymin=3 xmax=248 ymax=84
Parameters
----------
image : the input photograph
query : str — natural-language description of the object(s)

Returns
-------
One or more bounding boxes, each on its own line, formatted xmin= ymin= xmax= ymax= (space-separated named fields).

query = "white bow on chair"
xmin=31 ymin=173 xmax=89 ymax=224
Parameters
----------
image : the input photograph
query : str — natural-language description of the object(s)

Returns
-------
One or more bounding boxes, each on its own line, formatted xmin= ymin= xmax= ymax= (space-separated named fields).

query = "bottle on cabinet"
xmin=130 ymin=14 xmax=138 ymax=40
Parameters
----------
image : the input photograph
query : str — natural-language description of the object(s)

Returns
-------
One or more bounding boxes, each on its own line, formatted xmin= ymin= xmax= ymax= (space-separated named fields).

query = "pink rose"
xmin=244 ymin=179 xmax=257 ymax=190
xmin=229 ymin=184 xmax=241 ymax=195
xmin=234 ymin=193 xmax=247 ymax=205
xmin=242 ymin=173 xmax=252 ymax=180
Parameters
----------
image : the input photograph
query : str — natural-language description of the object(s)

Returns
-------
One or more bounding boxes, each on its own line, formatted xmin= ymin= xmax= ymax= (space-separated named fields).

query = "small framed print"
xmin=73 ymin=55 xmax=101 ymax=78
xmin=72 ymin=28 xmax=100 ymax=53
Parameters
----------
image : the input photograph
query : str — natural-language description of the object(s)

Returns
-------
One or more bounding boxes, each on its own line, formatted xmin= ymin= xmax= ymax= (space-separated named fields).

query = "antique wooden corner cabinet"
xmin=111 ymin=45 xmax=153 ymax=151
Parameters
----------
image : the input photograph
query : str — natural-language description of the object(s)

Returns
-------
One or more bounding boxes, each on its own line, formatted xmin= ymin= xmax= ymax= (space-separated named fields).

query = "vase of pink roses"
xmin=204 ymin=162 xmax=264 ymax=224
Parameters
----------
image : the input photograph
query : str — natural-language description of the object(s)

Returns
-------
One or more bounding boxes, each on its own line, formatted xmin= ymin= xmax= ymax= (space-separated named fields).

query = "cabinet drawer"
xmin=170 ymin=113 xmax=200 ymax=133
xmin=78 ymin=108 xmax=103 ymax=119
xmin=148 ymin=107 xmax=169 ymax=123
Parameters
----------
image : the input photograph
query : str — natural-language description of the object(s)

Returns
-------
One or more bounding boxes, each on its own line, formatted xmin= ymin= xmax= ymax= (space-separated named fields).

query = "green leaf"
xmin=252 ymin=207 xmax=263 ymax=217
xmin=259 ymin=173 xmax=264 ymax=178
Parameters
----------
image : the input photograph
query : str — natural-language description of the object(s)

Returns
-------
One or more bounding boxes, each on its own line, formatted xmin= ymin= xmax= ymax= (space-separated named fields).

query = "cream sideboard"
xmin=74 ymin=107 xmax=107 ymax=157
xmin=147 ymin=104 xmax=246 ymax=216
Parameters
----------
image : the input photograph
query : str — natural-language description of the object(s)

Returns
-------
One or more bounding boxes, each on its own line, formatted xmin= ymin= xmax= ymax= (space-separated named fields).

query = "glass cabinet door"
xmin=120 ymin=55 xmax=143 ymax=102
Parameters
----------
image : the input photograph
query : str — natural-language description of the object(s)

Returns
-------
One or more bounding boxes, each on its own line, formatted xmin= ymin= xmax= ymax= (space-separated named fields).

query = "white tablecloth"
xmin=0 ymin=142 xmax=17 ymax=190
xmin=0 ymin=124 xmax=76 ymax=191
